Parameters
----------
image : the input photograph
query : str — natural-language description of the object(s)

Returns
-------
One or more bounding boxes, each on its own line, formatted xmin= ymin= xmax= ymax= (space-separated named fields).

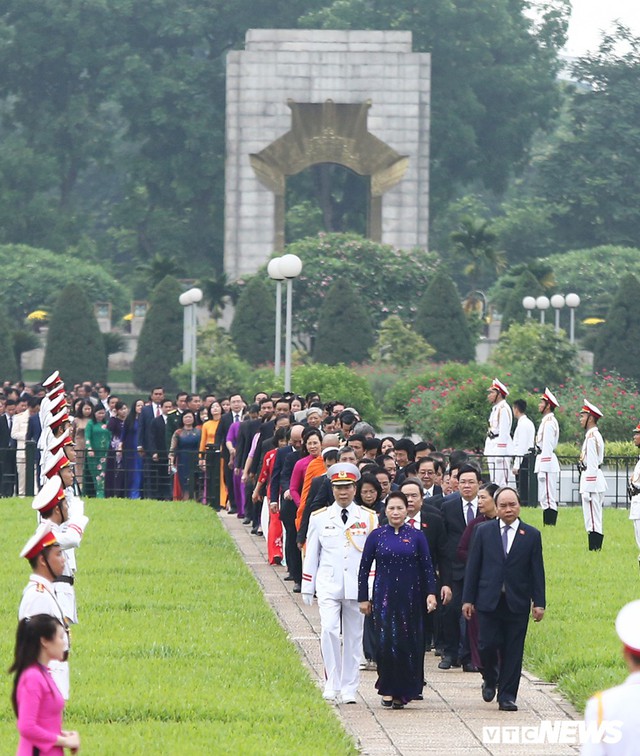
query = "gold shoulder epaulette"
xmin=361 ymin=506 xmax=377 ymax=515
xmin=311 ymin=507 xmax=328 ymax=516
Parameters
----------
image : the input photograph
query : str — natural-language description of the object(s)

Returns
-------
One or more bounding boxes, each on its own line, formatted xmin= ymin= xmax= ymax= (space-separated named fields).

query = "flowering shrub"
xmin=553 ymin=370 xmax=640 ymax=443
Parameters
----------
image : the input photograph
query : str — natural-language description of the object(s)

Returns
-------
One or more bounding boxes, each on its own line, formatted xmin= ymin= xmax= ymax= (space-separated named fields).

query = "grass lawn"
xmin=0 ymin=498 xmax=356 ymax=755
xmin=523 ymin=505 xmax=639 ymax=711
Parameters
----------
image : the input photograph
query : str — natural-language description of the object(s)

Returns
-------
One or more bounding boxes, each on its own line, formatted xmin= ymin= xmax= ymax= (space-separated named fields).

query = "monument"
xmin=224 ymin=29 xmax=431 ymax=279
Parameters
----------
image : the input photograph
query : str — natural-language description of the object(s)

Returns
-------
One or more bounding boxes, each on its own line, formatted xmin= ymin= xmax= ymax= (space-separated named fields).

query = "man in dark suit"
xmin=400 ymin=478 xmax=452 ymax=654
xmin=138 ymin=386 xmax=165 ymax=499
xmin=270 ymin=424 xmax=304 ymax=591
xmin=417 ymin=456 xmax=443 ymax=501
xmin=0 ymin=398 xmax=18 ymax=497
xmin=462 ymin=486 xmax=546 ymax=711
xmin=214 ymin=393 xmax=244 ymax=513
xmin=439 ymin=463 xmax=481 ymax=670
xmin=149 ymin=397 xmax=173 ymax=500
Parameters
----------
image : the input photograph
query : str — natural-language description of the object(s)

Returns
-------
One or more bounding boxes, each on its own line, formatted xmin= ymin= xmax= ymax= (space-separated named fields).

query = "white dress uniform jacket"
xmin=51 ymin=492 xmax=89 ymax=624
xmin=581 ymin=671 xmax=640 ymax=755
xmin=18 ymin=575 xmax=70 ymax=699
xmin=629 ymin=457 xmax=640 ymax=523
xmin=580 ymin=428 xmax=607 ymax=494
xmin=302 ymin=503 xmax=377 ymax=601
xmin=483 ymin=399 xmax=514 ymax=457
xmin=534 ymin=413 xmax=560 ymax=473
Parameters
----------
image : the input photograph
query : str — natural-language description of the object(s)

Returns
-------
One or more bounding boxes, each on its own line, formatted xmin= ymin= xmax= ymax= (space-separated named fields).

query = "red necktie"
xmin=408 ymin=518 xmax=416 ymax=528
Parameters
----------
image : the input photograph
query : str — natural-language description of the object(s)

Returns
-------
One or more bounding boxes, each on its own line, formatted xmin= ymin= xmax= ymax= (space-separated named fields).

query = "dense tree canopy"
xmin=536 ymin=26 xmax=640 ymax=250
xmin=594 ymin=274 xmax=640 ymax=386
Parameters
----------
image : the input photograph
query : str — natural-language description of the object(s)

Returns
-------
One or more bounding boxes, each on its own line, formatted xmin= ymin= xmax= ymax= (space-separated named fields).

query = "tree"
xmin=499 ymin=270 xmax=547 ymax=331
xmin=449 ymin=216 xmax=506 ymax=293
xmin=313 ymin=279 xmax=374 ymax=365
xmin=43 ymin=284 xmax=107 ymax=386
xmin=414 ymin=271 xmax=475 ymax=363
xmin=537 ymin=26 xmax=640 ymax=249
xmin=370 ymin=316 xmax=434 ymax=368
xmin=491 ymin=321 xmax=579 ymax=392
xmin=132 ymin=276 xmax=183 ymax=392
xmin=301 ymin=0 xmax=568 ymax=211
xmin=0 ymin=312 xmax=19 ymax=381
xmin=281 ymin=233 xmax=439 ymax=339
xmin=12 ymin=330 xmax=40 ymax=381
xmin=0 ymin=243 xmax=129 ymax=322
xmin=594 ymin=274 xmax=640 ymax=385
xmin=230 ymin=276 xmax=275 ymax=366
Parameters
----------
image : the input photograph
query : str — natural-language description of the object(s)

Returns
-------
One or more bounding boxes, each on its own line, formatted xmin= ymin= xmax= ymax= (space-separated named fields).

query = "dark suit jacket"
xmin=462 ymin=519 xmax=546 ymax=614
xmin=441 ymin=493 xmax=476 ymax=582
xmin=297 ymin=474 xmax=331 ymax=545
xmin=270 ymin=444 xmax=294 ymax=504
xmin=214 ymin=412 xmax=235 ymax=462
xmin=419 ymin=504 xmax=451 ymax=587
xmin=422 ymin=484 xmax=443 ymax=505
xmin=0 ymin=415 xmax=13 ymax=449
xmin=149 ymin=415 xmax=169 ymax=455
xmin=138 ymin=403 xmax=158 ymax=452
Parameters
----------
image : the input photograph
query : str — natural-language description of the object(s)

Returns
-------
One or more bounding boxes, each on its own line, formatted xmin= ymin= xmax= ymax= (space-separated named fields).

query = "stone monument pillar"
xmin=225 ymin=29 xmax=430 ymax=279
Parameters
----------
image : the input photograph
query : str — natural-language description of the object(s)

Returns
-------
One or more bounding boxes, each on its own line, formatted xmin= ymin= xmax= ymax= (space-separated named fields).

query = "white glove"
xmin=302 ymin=594 xmax=314 ymax=606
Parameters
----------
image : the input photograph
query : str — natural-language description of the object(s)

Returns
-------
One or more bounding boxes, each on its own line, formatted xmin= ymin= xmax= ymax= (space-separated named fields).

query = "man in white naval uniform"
xmin=484 ymin=378 xmax=513 ymax=487
xmin=534 ymin=388 xmax=561 ymax=526
xmin=579 ymin=400 xmax=607 ymax=551
xmin=582 ymin=600 xmax=640 ymax=755
xmin=301 ymin=463 xmax=378 ymax=704
xmin=628 ymin=423 xmax=640 ymax=571
xmin=18 ymin=521 xmax=70 ymax=699
xmin=511 ymin=398 xmax=535 ymax=505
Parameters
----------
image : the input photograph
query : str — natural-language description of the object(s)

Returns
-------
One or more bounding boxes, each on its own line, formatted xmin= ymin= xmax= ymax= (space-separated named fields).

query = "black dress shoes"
xmin=498 ymin=700 xmax=518 ymax=711
xmin=463 ymin=663 xmax=480 ymax=673
xmin=438 ymin=657 xmax=453 ymax=669
xmin=283 ymin=574 xmax=294 ymax=581
xmin=292 ymin=582 xmax=302 ymax=593
xmin=481 ymin=683 xmax=496 ymax=702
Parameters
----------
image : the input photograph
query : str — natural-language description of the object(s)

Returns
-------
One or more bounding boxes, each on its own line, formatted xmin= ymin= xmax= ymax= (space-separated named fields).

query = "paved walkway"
xmin=219 ymin=512 xmax=581 ymax=755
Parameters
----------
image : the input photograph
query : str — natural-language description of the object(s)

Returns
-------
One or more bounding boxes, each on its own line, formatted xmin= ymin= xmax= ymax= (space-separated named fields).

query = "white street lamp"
xmin=278 ymin=254 xmax=303 ymax=392
xmin=565 ymin=292 xmax=581 ymax=344
xmin=535 ymin=295 xmax=550 ymax=325
xmin=550 ymin=294 xmax=566 ymax=333
xmin=178 ymin=287 xmax=203 ymax=393
xmin=267 ymin=257 xmax=285 ymax=378
xmin=522 ymin=296 xmax=536 ymax=318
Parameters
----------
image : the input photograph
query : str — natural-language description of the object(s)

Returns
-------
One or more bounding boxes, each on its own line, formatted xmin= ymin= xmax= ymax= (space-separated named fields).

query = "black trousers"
xmin=477 ymin=595 xmax=529 ymax=702
xmin=280 ymin=498 xmax=302 ymax=582
xmin=441 ymin=579 xmax=469 ymax=663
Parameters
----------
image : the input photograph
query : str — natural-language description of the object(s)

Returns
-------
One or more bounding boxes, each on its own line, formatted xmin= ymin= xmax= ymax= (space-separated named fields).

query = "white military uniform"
xmin=484 ymin=398 xmax=513 ymax=486
xmin=628 ymin=456 xmax=640 ymax=557
xmin=582 ymin=600 xmax=640 ymax=755
xmin=51 ymin=490 xmax=89 ymax=625
xmin=302 ymin=501 xmax=377 ymax=701
xmin=19 ymin=575 xmax=70 ymax=699
xmin=580 ymin=427 xmax=607 ymax=534
xmin=535 ymin=413 xmax=560 ymax=512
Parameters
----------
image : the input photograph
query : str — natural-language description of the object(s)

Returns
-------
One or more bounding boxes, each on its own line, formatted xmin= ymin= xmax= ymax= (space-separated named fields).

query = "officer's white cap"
xmin=327 ymin=462 xmax=361 ymax=486
xmin=616 ymin=600 xmax=640 ymax=654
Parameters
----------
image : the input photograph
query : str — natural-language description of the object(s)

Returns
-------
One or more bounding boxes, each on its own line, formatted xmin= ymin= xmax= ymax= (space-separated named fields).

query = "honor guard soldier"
xmin=579 ymin=400 xmax=607 ymax=551
xmin=535 ymin=388 xmax=561 ymax=526
xmin=484 ymin=379 xmax=514 ymax=487
xmin=582 ymin=600 xmax=640 ymax=755
xmin=33 ymin=475 xmax=88 ymax=626
xmin=628 ymin=424 xmax=640 ymax=571
xmin=301 ymin=462 xmax=378 ymax=704
xmin=18 ymin=522 xmax=71 ymax=699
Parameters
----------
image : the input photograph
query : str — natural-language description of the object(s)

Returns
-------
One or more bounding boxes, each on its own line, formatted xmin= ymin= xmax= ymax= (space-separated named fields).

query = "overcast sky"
xmin=563 ymin=0 xmax=640 ymax=55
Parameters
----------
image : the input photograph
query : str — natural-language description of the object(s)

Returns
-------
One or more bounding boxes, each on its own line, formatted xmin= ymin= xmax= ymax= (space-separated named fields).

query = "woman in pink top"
xmin=10 ymin=614 xmax=80 ymax=755
xmin=289 ymin=428 xmax=323 ymax=507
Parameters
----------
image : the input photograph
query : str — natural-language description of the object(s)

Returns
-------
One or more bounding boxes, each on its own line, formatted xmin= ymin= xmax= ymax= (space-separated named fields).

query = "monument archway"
xmin=250 ymin=100 xmax=408 ymax=249
xmin=224 ymin=30 xmax=430 ymax=279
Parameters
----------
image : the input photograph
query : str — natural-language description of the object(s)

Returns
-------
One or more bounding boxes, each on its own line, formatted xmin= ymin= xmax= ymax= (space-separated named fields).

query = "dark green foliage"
xmin=594 ymin=274 xmax=640 ymax=385
xmin=43 ymin=284 xmax=107 ymax=386
xmin=0 ymin=312 xmax=19 ymax=381
xmin=230 ymin=277 xmax=275 ymax=366
xmin=500 ymin=270 xmax=546 ymax=331
xmin=13 ymin=330 xmax=39 ymax=380
xmin=313 ymin=279 xmax=374 ymax=365
xmin=132 ymin=276 xmax=183 ymax=392
xmin=414 ymin=271 xmax=475 ymax=362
